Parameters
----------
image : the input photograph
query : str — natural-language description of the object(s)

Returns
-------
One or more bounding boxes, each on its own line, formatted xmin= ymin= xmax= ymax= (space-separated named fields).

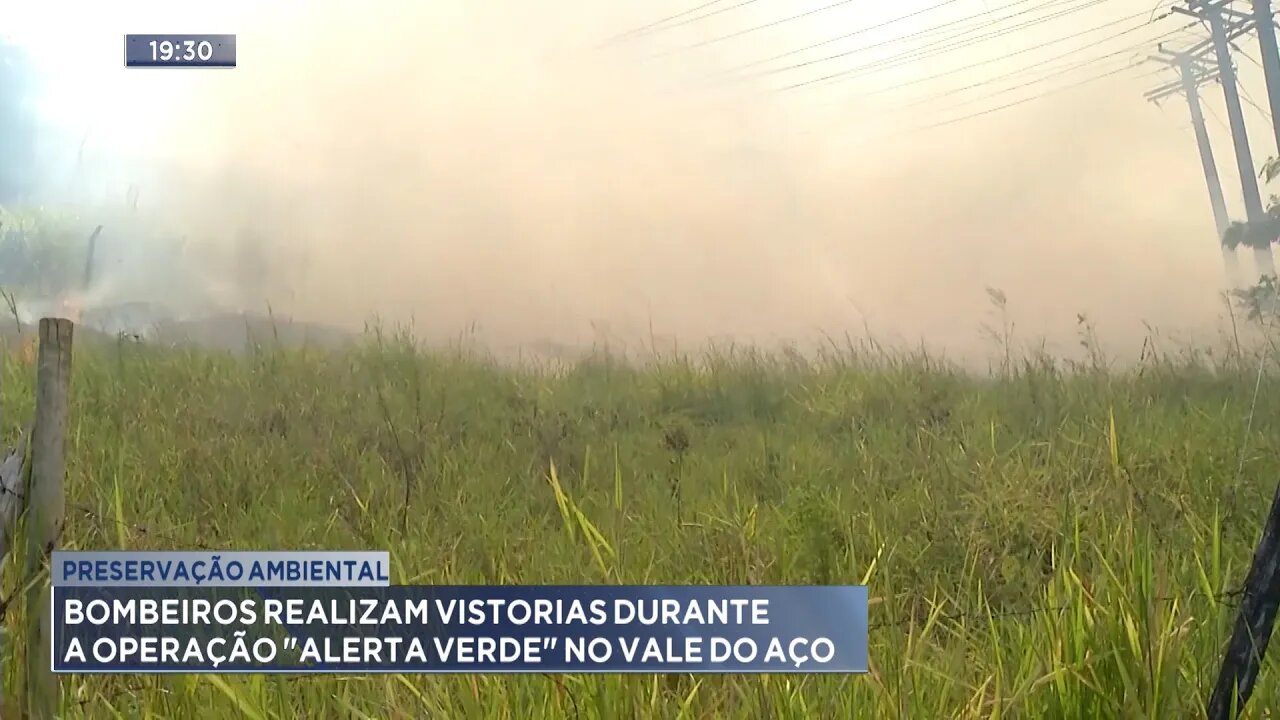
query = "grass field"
xmin=1 ymin=322 xmax=1278 ymax=718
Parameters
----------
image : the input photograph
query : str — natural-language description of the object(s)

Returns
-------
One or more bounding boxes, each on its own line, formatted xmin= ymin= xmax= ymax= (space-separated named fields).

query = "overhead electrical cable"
xmin=826 ymin=59 xmax=1153 ymax=148
xmin=867 ymin=19 xmax=1193 ymax=103
xmin=754 ymin=0 xmax=1105 ymax=78
xmin=727 ymin=0 xmax=973 ymax=71
xmin=916 ymin=61 xmax=1145 ymax=130
xmin=1203 ymin=100 xmax=1230 ymax=132
xmin=1240 ymin=83 xmax=1273 ymax=120
xmin=608 ymin=0 xmax=764 ymax=45
xmin=776 ymin=9 xmax=1174 ymax=92
xmin=777 ymin=6 xmax=1160 ymax=91
xmin=843 ymin=24 xmax=1183 ymax=134
xmin=683 ymin=0 xmax=868 ymax=50
xmin=598 ymin=1 xmax=730 ymax=46
xmin=919 ymin=57 xmax=1162 ymax=115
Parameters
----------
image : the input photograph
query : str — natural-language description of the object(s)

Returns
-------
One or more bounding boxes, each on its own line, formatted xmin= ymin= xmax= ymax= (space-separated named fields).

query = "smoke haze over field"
xmin=5 ymin=1 xmax=1273 ymax=363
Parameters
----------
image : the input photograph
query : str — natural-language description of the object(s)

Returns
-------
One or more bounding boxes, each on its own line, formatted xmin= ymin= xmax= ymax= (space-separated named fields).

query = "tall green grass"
xmin=0 ymin=327 xmax=1277 ymax=718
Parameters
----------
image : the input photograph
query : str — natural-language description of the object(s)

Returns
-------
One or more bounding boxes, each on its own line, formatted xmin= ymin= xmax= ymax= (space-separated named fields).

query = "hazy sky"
xmin=3 ymin=1 xmax=1276 ymax=362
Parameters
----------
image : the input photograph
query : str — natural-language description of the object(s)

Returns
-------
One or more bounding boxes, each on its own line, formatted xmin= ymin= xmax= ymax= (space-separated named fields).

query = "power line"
xmin=777 ymin=10 xmax=1175 ymax=92
xmin=1218 ymin=32 xmax=1273 ymax=122
xmin=820 ymin=60 xmax=1148 ymax=151
xmin=916 ymin=60 xmax=1146 ymax=130
xmin=895 ymin=39 xmax=1143 ymax=108
xmin=685 ymin=0 xmax=860 ymax=50
xmin=1204 ymin=96 xmax=1231 ymax=132
xmin=900 ymin=49 xmax=1162 ymax=117
xmin=1153 ymin=98 xmax=1199 ymax=135
xmin=850 ymin=0 xmax=1128 ymax=75
xmin=824 ymin=21 xmax=1184 ymax=140
xmin=980 ymin=0 xmax=1024 ymax=59
xmin=598 ymin=1 xmax=730 ymax=45
xmin=777 ymin=7 xmax=1165 ymax=91
xmin=799 ymin=28 xmax=1169 ymax=145
xmin=606 ymin=0 xmax=763 ymax=45
xmin=1237 ymin=46 xmax=1265 ymax=71
xmin=726 ymin=0 xmax=972 ymax=72
xmin=1239 ymin=82 xmax=1273 ymax=121
xmin=866 ymin=19 xmax=1192 ymax=103
xmin=1217 ymin=42 xmax=1279 ymax=124
xmin=755 ymin=0 xmax=1103 ymax=78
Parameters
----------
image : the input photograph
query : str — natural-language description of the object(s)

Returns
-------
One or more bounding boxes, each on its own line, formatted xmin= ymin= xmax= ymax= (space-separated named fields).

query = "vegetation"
xmin=1223 ymin=156 xmax=1280 ymax=252
xmin=0 ymin=206 xmax=93 ymax=298
xmin=0 ymin=317 xmax=1277 ymax=718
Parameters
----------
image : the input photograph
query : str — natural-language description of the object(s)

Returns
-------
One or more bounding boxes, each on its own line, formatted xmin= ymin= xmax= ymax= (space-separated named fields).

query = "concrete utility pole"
xmin=1177 ymin=1 xmax=1278 ymax=280
xmin=1147 ymin=51 xmax=1242 ymax=286
xmin=1251 ymin=0 xmax=1280 ymax=151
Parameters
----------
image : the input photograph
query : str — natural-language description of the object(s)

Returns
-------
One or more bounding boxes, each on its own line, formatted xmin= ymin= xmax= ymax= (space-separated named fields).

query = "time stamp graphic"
xmin=124 ymin=34 xmax=236 ymax=68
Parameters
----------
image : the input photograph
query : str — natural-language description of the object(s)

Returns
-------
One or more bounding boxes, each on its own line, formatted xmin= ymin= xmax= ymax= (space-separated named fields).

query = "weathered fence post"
xmin=23 ymin=318 xmax=71 ymax=720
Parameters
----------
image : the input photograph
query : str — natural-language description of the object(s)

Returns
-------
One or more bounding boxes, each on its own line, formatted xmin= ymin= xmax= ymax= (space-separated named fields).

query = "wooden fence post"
xmin=23 ymin=318 xmax=71 ymax=720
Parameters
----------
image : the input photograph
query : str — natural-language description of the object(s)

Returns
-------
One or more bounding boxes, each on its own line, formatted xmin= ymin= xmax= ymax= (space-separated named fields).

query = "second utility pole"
xmin=1181 ymin=1 xmax=1278 ymax=280
xmin=1149 ymin=51 xmax=1241 ymax=286
xmin=1252 ymin=0 xmax=1280 ymax=150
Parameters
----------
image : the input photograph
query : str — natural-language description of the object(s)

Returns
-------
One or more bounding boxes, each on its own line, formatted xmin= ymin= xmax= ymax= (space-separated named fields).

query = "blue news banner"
xmin=51 ymin=551 xmax=869 ymax=674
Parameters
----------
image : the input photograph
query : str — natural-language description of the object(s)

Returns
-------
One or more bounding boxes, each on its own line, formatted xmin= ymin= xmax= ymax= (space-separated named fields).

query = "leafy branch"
xmin=1221 ymin=157 xmax=1280 ymax=251
xmin=1231 ymin=274 xmax=1280 ymax=322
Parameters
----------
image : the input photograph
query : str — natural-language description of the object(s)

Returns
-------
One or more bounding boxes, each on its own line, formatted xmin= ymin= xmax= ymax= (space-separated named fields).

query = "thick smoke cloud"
xmin=15 ymin=1 xmax=1263 ymax=363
